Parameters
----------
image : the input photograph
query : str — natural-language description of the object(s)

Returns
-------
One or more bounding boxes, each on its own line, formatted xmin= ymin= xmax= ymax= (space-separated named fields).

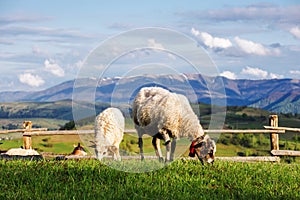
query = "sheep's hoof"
xmin=159 ymin=157 xmax=164 ymax=163
xmin=165 ymin=159 xmax=171 ymax=164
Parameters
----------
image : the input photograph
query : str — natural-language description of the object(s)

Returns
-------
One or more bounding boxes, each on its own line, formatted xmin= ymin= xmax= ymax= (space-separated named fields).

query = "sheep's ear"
xmin=194 ymin=141 xmax=205 ymax=148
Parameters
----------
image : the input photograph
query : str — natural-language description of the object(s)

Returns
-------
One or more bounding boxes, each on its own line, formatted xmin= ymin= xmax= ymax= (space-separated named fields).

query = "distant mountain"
xmin=0 ymin=74 xmax=300 ymax=114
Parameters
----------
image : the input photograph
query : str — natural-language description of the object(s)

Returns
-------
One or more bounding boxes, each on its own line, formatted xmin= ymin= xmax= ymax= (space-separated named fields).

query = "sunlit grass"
xmin=0 ymin=159 xmax=299 ymax=199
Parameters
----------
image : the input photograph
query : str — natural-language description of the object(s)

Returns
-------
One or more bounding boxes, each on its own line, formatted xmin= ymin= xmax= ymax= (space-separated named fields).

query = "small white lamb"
xmin=132 ymin=87 xmax=216 ymax=163
xmin=94 ymin=107 xmax=124 ymax=161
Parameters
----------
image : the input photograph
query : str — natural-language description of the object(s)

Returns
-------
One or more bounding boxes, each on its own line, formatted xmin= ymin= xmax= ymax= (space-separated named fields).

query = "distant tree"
xmin=60 ymin=120 xmax=76 ymax=130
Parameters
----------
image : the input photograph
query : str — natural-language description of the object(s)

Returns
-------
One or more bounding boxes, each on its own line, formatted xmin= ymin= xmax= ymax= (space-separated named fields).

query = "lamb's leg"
xmin=170 ymin=137 xmax=177 ymax=161
xmin=138 ymin=137 xmax=144 ymax=161
xmin=152 ymin=136 xmax=164 ymax=162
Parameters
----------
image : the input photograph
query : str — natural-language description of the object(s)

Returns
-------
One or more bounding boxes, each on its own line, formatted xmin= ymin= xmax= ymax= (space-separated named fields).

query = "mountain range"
xmin=0 ymin=73 xmax=300 ymax=114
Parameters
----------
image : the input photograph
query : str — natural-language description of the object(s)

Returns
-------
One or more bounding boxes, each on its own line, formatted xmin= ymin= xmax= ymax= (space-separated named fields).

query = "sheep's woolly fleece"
xmin=94 ymin=107 xmax=124 ymax=160
xmin=133 ymin=87 xmax=204 ymax=140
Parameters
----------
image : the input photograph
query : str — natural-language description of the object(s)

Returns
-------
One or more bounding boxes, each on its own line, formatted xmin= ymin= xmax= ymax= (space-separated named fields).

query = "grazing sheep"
xmin=132 ymin=87 xmax=216 ymax=163
xmin=94 ymin=107 xmax=125 ymax=161
xmin=71 ymin=143 xmax=87 ymax=156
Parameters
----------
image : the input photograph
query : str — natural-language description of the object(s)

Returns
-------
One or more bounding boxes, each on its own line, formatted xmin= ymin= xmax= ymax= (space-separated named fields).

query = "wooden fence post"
xmin=23 ymin=135 xmax=32 ymax=149
xmin=22 ymin=121 xmax=32 ymax=149
xmin=269 ymin=115 xmax=279 ymax=151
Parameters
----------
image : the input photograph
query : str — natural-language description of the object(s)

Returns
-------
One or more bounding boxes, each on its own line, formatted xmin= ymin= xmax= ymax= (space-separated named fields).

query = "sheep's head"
xmin=189 ymin=135 xmax=216 ymax=164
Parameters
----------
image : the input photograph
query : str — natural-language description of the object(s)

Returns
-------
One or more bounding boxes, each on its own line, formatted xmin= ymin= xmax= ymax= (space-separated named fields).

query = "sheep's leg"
xmin=152 ymin=136 xmax=164 ymax=162
xmin=138 ymin=137 xmax=144 ymax=161
xmin=136 ymin=127 xmax=145 ymax=161
xmin=159 ymin=128 xmax=170 ymax=145
xmin=158 ymin=129 xmax=172 ymax=162
xmin=170 ymin=137 xmax=177 ymax=161
xmin=165 ymin=140 xmax=171 ymax=162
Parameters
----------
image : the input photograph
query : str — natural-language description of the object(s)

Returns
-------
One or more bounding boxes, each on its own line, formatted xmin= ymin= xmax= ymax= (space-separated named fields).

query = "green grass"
xmin=0 ymin=159 xmax=299 ymax=200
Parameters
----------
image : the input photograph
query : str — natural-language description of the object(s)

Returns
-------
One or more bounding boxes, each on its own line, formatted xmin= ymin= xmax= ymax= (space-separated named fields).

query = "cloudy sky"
xmin=1 ymin=0 xmax=300 ymax=92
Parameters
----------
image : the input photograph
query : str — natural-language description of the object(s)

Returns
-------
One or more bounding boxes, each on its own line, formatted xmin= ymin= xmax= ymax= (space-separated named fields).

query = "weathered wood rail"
xmin=264 ymin=126 xmax=300 ymax=132
xmin=1 ymin=115 xmax=300 ymax=161
xmin=0 ymin=128 xmax=48 ymax=134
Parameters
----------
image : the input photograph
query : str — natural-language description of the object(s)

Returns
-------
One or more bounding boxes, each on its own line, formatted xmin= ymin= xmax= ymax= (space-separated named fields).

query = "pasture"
xmin=0 ymin=159 xmax=299 ymax=199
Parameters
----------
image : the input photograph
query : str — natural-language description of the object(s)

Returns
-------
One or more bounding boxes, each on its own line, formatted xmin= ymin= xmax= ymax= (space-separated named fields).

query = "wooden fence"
xmin=1 ymin=115 xmax=300 ymax=161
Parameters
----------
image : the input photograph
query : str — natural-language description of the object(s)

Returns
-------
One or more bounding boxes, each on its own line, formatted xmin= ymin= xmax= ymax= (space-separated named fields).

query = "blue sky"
xmin=1 ymin=0 xmax=300 ymax=91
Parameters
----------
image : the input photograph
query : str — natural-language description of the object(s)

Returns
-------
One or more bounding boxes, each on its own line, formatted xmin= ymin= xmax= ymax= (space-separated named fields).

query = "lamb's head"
xmin=189 ymin=135 xmax=216 ymax=164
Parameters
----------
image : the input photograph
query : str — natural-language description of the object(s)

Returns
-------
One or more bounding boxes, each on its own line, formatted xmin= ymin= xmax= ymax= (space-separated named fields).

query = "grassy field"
xmin=0 ymin=159 xmax=299 ymax=200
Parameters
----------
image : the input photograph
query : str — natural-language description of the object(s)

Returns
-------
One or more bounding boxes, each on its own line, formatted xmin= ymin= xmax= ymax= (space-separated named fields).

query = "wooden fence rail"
xmin=0 ymin=128 xmax=48 ymax=134
xmin=204 ymin=129 xmax=285 ymax=134
xmin=264 ymin=126 xmax=300 ymax=132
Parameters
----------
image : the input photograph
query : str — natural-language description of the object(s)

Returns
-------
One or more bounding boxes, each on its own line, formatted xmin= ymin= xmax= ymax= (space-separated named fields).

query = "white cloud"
xmin=234 ymin=37 xmax=277 ymax=56
xmin=191 ymin=28 xmax=232 ymax=49
xmin=241 ymin=66 xmax=268 ymax=79
xmin=289 ymin=70 xmax=300 ymax=75
xmin=269 ymin=73 xmax=284 ymax=79
xmin=147 ymin=39 xmax=165 ymax=49
xmin=240 ymin=66 xmax=284 ymax=79
xmin=220 ymin=71 xmax=237 ymax=79
xmin=289 ymin=26 xmax=300 ymax=39
xmin=18 ymin=73 xmax=45 ymax=87
xmin=44 ymin=59 xmax=65 ymax=77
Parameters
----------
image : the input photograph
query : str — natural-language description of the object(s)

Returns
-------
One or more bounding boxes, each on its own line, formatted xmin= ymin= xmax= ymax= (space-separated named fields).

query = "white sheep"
xmin=94 ymin=107 xmax=124 ymax=161
xmin=132 ymin=87 xmax=216 ymax=163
